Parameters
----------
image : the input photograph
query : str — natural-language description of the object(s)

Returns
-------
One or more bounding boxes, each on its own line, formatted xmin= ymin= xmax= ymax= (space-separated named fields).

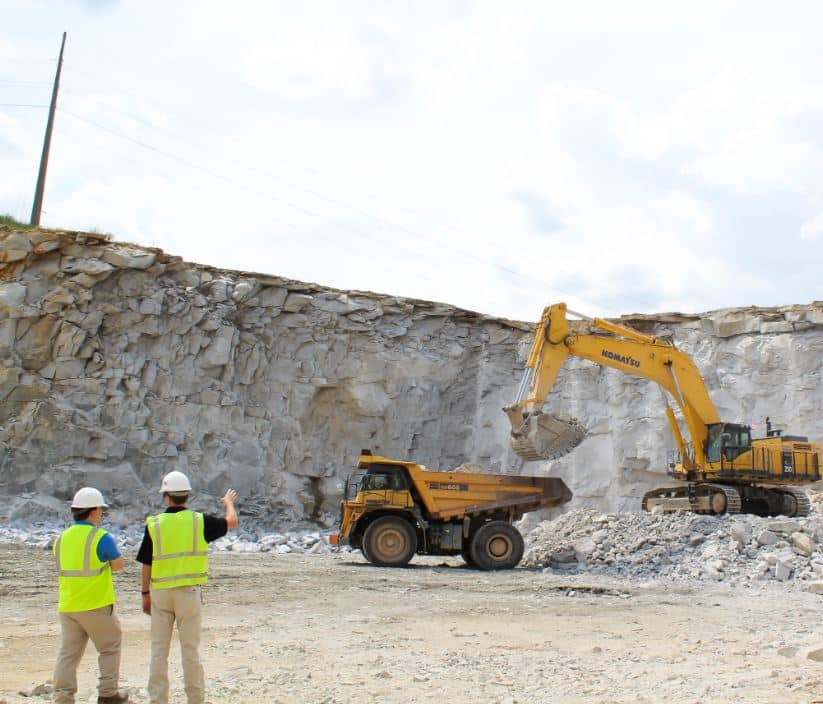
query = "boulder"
xmin=0 ymin=282 xmax=26 ymax=311
xmin=757 ymin=530 xmax=779 ymax=546
xmin=791 ymin=532 xmax=815 ymax=557
xmin=61 ymin=256 xmax=114 ymax=276
xmin=768 ymin=521 xmax=799 ymax=535
xmin=0 ymin=232 xmax=32 ymax=262
xmin=102 ymin=248 xmax=157 ymax=270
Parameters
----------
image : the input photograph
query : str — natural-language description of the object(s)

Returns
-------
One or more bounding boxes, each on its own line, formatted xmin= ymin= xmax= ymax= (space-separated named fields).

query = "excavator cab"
xmin=705 ymin=422 xmax=752 ymax=464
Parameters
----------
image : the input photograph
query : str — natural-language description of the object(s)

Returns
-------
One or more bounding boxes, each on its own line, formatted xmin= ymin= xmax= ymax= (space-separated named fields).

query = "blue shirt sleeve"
xmin=96 ymin=532 xmax=122 ymax=563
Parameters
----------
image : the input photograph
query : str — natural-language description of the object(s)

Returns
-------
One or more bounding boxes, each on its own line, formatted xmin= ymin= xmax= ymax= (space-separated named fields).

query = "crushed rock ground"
xmin=4 ymin=491 xmax=823 ymax=587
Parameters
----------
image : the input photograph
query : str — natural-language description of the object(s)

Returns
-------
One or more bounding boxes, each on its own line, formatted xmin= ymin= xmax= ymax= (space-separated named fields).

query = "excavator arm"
xmin=504 ymin=302 xmax=721 ymax=467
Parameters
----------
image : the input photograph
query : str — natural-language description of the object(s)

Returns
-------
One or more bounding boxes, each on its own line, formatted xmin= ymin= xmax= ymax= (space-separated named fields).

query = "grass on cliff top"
xmin=0 ymin=213 xmax=36 ymax=230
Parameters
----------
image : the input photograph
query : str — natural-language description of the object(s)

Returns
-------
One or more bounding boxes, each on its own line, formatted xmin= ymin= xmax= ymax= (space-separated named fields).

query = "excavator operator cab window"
xmin=720 ymin=423 xmax=752 ymax=464
xmin=706 ymin=424 xmax=723 ymax=463
xmin=706 ymin=423 xmax=752 ymax=464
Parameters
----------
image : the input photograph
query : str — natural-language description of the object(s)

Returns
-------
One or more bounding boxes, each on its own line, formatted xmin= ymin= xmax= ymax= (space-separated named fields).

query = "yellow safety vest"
xmin=147 ymin=510 xmax=209 ymax=589
xmin=54 ymin=524 xmax=115 ymax=613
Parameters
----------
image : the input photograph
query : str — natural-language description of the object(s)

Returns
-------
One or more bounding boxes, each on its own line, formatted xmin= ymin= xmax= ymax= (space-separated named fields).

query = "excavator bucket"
xmin=510 ymin=412 xmax=587 ymax=462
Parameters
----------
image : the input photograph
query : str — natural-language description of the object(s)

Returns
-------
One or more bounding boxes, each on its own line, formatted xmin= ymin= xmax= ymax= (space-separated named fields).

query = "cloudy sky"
xmin=2 ymin=1 xmax=823 ymax=322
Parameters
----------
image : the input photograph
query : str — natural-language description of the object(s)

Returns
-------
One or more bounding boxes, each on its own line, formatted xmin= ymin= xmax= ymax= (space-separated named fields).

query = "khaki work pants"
xmin=148 ymin=585 xmax=204 ymax=704
xmin=53 ymin=604 xmax=122 ymax=703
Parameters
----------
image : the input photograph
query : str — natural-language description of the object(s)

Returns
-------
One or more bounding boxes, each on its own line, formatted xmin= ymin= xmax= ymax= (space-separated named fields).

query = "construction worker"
xmin=52 ymin=487 xmax=129 ymax=704
xmin=136 ymin=471 xmax=238 ymax=704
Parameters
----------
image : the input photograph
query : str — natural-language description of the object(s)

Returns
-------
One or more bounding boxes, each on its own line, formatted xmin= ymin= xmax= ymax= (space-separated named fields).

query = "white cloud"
xmin=3 ymin=2 xmax=823 ymax=320
xmin=800 ymin=213 xmax=823 ymax=242
xmin=242 ymin=27 xmax=376 ymax=103
xmin=668 ymin=69 xmax=823 ymax=194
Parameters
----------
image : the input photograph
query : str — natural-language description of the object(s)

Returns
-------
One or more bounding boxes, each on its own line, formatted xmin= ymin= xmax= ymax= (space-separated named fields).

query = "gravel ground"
xmin=3 ymin=545 xmax=823 ymax=703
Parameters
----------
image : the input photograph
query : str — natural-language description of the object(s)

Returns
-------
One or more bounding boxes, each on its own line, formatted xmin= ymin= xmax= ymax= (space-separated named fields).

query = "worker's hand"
xmin=142 ymin=593 xmax=151 ymax=615
xmin=221 ymin=488 xmax=237 ymax=507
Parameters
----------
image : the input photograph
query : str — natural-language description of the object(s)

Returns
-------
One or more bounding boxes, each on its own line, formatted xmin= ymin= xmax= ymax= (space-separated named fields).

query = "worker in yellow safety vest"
xmin=53 ymin=487 xmax=129 ymax=704
xmin=137 ymin=471 xmax=237 ymax=704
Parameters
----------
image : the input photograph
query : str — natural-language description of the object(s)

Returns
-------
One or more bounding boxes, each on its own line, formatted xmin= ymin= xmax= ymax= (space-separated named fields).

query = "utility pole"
xmin=30 ymin=31 xmax=66 ymax=226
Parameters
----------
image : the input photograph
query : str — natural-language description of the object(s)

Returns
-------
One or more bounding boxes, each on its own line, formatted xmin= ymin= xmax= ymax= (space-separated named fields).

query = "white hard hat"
xmin=160 ymin=470 xmax=192 ymax=493
xmin=71 ymin=487 xmax=109 ymax=509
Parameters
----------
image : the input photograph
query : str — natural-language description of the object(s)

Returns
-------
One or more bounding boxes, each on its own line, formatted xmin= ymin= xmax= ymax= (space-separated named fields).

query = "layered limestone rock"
xmin=1 ymin=227 xmax=822 ymax=527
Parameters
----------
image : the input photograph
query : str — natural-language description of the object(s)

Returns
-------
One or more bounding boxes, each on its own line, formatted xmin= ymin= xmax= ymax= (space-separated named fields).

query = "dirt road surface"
xmin=2 ymin=544 xmax=823 ymax=703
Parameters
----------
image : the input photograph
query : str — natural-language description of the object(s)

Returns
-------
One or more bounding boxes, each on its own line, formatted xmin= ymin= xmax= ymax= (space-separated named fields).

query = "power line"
xmin=0 ymin=57 xmax=56 ymax=64
xmin=59 ymin=107 xmax=321 ymax=219
xmin=59 ymin=100 xmax=538 ymax=288
xmin=52 ymin=107 xmax=449 ymax=289
xmin=0 ymin=79 xmax=52 ymax=86
xmin=54 ymin=105 xmax=575 ymax=305
xmin=4 ymin=48 xmax=598 ymax=313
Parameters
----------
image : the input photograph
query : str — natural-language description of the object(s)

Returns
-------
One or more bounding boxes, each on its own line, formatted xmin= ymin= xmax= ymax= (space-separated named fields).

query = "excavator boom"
xmin=505 ymin=302 xmax=719 ymax=465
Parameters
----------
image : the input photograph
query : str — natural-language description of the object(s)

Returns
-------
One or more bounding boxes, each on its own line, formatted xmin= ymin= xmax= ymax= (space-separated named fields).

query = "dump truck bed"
xmin=359 ymin=453 xmax=572 ymax=521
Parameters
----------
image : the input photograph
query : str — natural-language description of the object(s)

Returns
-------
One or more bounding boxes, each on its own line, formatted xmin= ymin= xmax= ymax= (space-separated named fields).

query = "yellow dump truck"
xmin=330 ymin=450 xmax=572 ymax=569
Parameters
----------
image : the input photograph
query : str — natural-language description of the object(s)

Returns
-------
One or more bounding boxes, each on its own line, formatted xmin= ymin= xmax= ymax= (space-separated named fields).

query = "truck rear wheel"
xmin=362 ymin=516 xmax=417 ymax=567
xmin=470 ymin=521 xmax=524 ymax=570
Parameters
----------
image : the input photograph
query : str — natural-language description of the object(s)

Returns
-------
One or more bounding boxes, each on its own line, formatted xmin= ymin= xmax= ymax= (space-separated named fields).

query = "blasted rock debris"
xmin=523 ymin=490 xmax=823 ymax=586
xmin=6 ymin=493 xmax=823 ymax=588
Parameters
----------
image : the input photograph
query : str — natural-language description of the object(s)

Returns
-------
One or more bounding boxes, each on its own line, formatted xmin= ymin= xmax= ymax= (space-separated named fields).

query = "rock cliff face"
xmin=0 ymin=228 xmax=528 ymax=526
xmin=1 ymin=227 xmax=822 ymax=527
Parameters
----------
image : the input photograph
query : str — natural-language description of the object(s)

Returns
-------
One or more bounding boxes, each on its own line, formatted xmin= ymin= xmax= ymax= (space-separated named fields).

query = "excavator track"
xmin=641 ymin=483 xmax=741 ymax=515
xmin=775 ymin=486 xmax=811 ymax=517
xmin=705 ymin=484 xmax=742 ymax=515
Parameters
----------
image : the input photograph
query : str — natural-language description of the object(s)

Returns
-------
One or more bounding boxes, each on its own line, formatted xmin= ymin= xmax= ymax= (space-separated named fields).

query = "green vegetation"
xmin=0 ymin=214 xmax=36 ymax=230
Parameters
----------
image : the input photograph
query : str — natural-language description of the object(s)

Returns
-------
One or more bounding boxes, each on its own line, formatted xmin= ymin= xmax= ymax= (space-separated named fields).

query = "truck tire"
xmin=362 ymin=516 xmax=417 ymax=567
xmin=460 ymin=545 xmax=476 ymax=567
xmin=470 ymin=521 xmax=524 ymax=570
xmin=359 ymin=539 xmax=371 ymax=564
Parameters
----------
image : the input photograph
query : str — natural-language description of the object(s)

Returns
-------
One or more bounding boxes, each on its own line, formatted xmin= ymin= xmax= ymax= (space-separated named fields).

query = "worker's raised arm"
xmin=222 ymin=489 xmax=238 ymax=529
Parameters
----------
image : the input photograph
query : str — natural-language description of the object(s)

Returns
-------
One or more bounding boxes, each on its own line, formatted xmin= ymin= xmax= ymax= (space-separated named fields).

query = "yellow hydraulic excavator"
xmin=503 ymin=302 xmax=822 ymax=516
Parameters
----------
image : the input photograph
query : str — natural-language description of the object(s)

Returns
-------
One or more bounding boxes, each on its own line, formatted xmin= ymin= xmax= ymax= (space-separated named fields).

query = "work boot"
xmin=98 ymin=693 xmax=129 ymax=704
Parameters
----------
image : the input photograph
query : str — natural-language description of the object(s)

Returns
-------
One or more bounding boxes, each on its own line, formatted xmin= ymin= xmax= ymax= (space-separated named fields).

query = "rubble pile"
xmin=523 ymin=491 xmax=823 ymax=585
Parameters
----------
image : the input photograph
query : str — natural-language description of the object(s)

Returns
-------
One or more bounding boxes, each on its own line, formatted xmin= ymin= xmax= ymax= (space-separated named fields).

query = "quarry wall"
xmin=1 ymin=227 xmax=821 ymax=527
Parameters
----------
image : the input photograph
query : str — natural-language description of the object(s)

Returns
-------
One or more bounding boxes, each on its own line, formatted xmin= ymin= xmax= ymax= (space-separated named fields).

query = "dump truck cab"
xmin=331 ymin=450 xmax=572 ymax=570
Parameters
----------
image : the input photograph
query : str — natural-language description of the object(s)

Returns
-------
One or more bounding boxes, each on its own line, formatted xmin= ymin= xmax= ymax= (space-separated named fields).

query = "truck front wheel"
xmin=362 ymin=516 xmax=417 ymax=567
xmin=460 ymin=545 xmax=476 ymax=567
xmin=470 ymin=521 xmax=524 ymax=570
